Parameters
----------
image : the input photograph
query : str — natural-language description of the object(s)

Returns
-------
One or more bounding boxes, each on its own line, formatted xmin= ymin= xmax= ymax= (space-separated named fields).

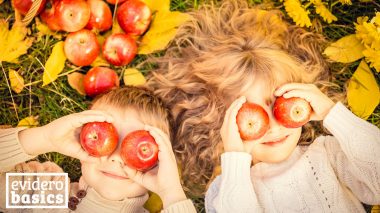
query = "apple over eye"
xmin=273 ymin=96 xmax=312 ymax=128
xmin=120 ymin=130 xmax=159 ymax=172
xmin=236 ymin=102 xmax=270 ymax=141
xmin=80 ymin=122 xmax=119 ymax=157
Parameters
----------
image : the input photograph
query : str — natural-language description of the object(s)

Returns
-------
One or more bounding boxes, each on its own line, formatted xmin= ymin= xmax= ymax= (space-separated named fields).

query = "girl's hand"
xmin=20 ymin=110 xmax=114 ymax=163
xmin=221 ymin=96 xmax=248 ymax=153
xmin=274 ymin=83 xmax=335 ymax=121
xmin=123 ymin=125 xmax=187 ymax=209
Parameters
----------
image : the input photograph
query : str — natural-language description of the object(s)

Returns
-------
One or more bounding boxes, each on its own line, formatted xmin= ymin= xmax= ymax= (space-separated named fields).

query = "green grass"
xmin=1 ymin=0 xmax=380 ymax=212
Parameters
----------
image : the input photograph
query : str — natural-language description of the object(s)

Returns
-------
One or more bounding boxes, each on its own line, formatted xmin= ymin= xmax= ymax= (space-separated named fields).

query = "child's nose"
xmin=107 ymin=142 xmax=124 ymax=165
xmin=267 ymin=109 xmax=284 ymax=133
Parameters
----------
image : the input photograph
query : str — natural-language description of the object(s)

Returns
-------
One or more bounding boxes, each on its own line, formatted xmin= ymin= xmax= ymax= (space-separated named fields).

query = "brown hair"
xmin=146 ymin=0 xmax=343 ymax=197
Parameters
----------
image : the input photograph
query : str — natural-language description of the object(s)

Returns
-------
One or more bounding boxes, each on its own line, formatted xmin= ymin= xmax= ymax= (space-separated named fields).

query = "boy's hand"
xmin=274 ymin=83 xmax=335 ymax=121
xmin=19 ymin=110 xmax=113 ymax=163
xmin=221 ymin=96 xmax=250 ymax=153
xmin=123 ymin=125 xmax=187 ymax=209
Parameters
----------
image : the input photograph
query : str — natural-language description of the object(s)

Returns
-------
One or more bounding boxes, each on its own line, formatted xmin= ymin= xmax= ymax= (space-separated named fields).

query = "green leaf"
xmin=42 ymin=41 xmax=67 ymax=86
xmin=347 ymin=60 xmax=380 ymax=119
xmin=9 ymin=69 xmax=24 ymax=93
xmin=139 ymin=11 xmax=190 ymax=54
xmin=323 ymin=34 xmax=365 ymax=63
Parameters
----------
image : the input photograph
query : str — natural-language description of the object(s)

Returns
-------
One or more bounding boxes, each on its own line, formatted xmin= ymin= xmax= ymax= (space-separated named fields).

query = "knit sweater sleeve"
xmin=323 ymin=102 xmax=380 ymax=204
xmin=0 ymin=128 xmax=37 ymax=172
xmin=205 ymin=152 xmax=262 ymax=213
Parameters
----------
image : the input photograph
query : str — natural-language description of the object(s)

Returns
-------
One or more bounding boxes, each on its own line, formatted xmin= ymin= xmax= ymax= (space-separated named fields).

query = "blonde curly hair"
xmin=146 ymin=0 xmax=343 ymax=197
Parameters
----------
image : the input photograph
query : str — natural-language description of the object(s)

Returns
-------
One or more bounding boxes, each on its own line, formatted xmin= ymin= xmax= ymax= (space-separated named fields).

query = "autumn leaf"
xmin=0 ymin=20 xmax=34 ymax=63
xmin=17 ymin=116 xmax=39 ymax=128
xmin=139 ymin=11 xmax=191 ymax=54
xmin=0 ymin=0 xmax=4 ymax=4
xmin=9 ymin=69 xmax=25 ymax=93
xmin=144 ymin=192 xmax=163 ymax=213
xmin=68 ymin=72 xmax=86 ymax=95
xmin=123 ymin=68 xmax=146 ymax=86
xmin=347 ymin=60 xmax=380 ymax=119
xmin=91 ymin=56 xmax=110 ymax=67
xmin=142 ymin=0 xmax=170 ymax=12
xmin=35 ymin=18 xmax=62 ymax=40
xmin=42 ymin=41 xmax=67 ymax=86
xmin=323 ymin=34 xmax=365 ymax=63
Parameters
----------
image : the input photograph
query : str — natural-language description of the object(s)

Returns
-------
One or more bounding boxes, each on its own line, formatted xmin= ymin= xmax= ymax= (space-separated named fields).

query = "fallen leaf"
xmin=347 ymin=60 xmax=380 ymax=119
xmin=323 ymin=34 xmax=365 ymax=63
xmin=0 ymin=20 xmax=34 ymax=63
xmin=142 ymin=0 xmax=170 ymax=12
xmin=144 ymin=192 xmax=163 ymax=213
xmin=0 ymin=0 xmax=4 ymax=4
xmin=35 ymin=18 xmax=62 ymax=40
xmin=123 ymin=68 xmax=146 ymax=86
xmin=17 ymin=116 xmax=39 ymax=128
xmin=67 ymin=72 xmax=86 ymax=95
xmin=139 ymin=11 xmax=191 ymax=54
xmin=91 ymin=56 xmax=110 ymax=67
xmin=42 ymin=41 xmax=67 ymax=86
xmin=9 ymin=69 xmax=25 ymax=93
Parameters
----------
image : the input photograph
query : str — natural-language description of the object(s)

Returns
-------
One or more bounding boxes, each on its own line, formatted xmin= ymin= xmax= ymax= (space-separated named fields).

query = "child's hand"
xmin=19 ymin=110 xmax=113 ymax=163
xmin=123 ymin=125 xmax=187 ymax=209
xmin=221 ymin=96 xmax=248 ymax=152
xmin=274 ymin=83 xmax=335 ymax=121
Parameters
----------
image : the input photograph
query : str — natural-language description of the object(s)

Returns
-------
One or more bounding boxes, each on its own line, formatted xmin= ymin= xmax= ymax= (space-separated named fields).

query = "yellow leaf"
xmin=347 ymin=60 xmax=380 ymax=119
xmin=0 ymin=20 xmax=34 ymax=63
xmin=0 ymin=0 xmax=4 ymax=4
xmin=123 ymin=68 xmax=146 ymax=86
xmin=67 ymin=72 xmax=86 ymax=95
xmin=35 ymin=18 xmax=62 ymax=40
xmin=372 ymin=205 xmax=380 ymax=213
xmin=17 ymin=116 xmax=39 ymax=128
xmin=323 ymin=34 xmax=365 ymax=63
xmin=141 ymin=0 xmax=170 ymax=12
xmin=42 ymin=41 xmax=67 ymax=86
xmin=91 ymin=55 xmax=110 ymax=67
xmin=139 ymin=11 xmax=191 ymax=54
xmin=111 ymin=17 xmax=125 ymax=35
xmin=9 ymin=69 xmax=24 ymax=93
xmin=144 ymin=192 xmax=163 ymax=213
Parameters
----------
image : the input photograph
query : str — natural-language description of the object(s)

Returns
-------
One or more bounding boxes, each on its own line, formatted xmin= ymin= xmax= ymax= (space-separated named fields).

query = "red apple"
xmin=12 ymin=0 xmax=47 ymax=16
xmin=120 ymin=130 xmax=158 ymax=171
xmin=80 ymin=122 xmax=119 ymax=157
xmin=236 ymin=102 xmax=270 ymax=141
xmin=40 ymin=0 xmax=61 ymax=31
xmin=117 ymin=0 xmax=152 ymax=36
xmin=106 ymin=0 xmax=127 ymax=4
xmin=103 ymin=33 xmax=137 ymax=66
xmin=64 ymin=29 xmax=100 ymax=66
xmin=86 ymin=0 xmax=112 ymax=32
xmin=273 ymin=96 xmax=312 ymax=128
xmin=55 ymin=0 xmax=90 ymax=32
xmin=83 ymin=67 xmax=120 ymax=97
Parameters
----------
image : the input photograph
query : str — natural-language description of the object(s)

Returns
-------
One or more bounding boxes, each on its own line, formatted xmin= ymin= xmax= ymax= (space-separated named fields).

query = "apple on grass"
xmin=83 ymin=67 xmax=120 ymax=97
xmin=103 ymin=33 xmax=137 ymax=66
xmin=86 ymin=0 xmax=112 ymax=32
xmin=236 ymin=102 xmax=270 ymax=141
xmin=120 ymin=130 xmax=158 ymax=171
xmin=64 ymin=29 xmax=100 ymax=66
xmin=55 ymin=0 xmax=90 ymax=32
xmin=12 ymin=0 xmax=47 ymax=16
xmin=80 ymin=122 xmax=119 ymax=157
xmin=117 ymin=0 xmax=152 ymax=36
xmin=273 ymin=96 xmax=312 ymax=128
xmin=40 ymin=0 xmax=61 ymax=31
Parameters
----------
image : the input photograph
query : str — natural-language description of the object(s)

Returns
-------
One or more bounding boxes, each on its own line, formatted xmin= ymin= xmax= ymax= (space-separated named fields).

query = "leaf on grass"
xmin=142 ymin=0 xmax=170 ymax=12
xmin=42 ymin=41 xmax=67 ymax=86
xmin=323 ymin=34 xmax=365 ymax=63
xmin=9 ymin=69 xmax=24 ymax=93
xmin=144 ymin=192 xmax=163 ymax=213
xmin=139 ymin=11 xmax=191 ymax=54
xmin=91 ymin=55 xmax=110 ymax=67
xmin=0 ymin=0 xmax=4 ymax=4
xmin=347 ymin=60 xmax=380 ymax=119
xmin=0 ymin=20 xmax=34 ymax=63
xmin=17 ymin=116 xmax=39 ymax=128
xmin=35 ymin=18 xmax=62 ymax=40
xmin=67 ymin=72 xmax=86 ymax=95
xmin=123 ymin=68 xmax=146 ymax=86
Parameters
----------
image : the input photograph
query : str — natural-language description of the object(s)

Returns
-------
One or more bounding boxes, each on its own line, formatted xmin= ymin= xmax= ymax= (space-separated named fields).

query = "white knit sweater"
xmin=205 ymin=102 xmax=380 ymax=213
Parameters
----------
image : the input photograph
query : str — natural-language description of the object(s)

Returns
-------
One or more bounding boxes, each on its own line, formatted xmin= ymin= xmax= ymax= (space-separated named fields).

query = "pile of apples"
xmin=12 ymin=0 xmax=152 ymax=97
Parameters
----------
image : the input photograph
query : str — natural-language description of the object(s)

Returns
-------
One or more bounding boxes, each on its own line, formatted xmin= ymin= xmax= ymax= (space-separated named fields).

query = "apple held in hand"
xmin=117 ymin=0 xmax=152 ymax=36
xmin=64 ymin=29 xmax=100 ymax=66
xmin=86 ymin=0 xmax=112 ymax=32
xmin=40 ymin=0 xmax=61 ymax=31
xmin=80 ymin=122 xmax=119 ymax=157
xmin=12 ymin=0 xmax=47 ymax=16
xmin=103 ymin=33 xmax=137 ymax=66
xmin=236 ymin=102 xmax=270 ymax=141
xmin=83 ymin=67 xmax=120 ymax=97
xmin=55 ymin=0 xmax=90 ymax=32
xmin=120 ymin=130 xmax=159 ymax=171
xmin=273 ymin=96 xmax=312 ymax=128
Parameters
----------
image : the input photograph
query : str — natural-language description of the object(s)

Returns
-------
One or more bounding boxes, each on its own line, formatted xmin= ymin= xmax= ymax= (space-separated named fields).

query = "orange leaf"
xmin=67 ymin=72 xmax=86 ymax=95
